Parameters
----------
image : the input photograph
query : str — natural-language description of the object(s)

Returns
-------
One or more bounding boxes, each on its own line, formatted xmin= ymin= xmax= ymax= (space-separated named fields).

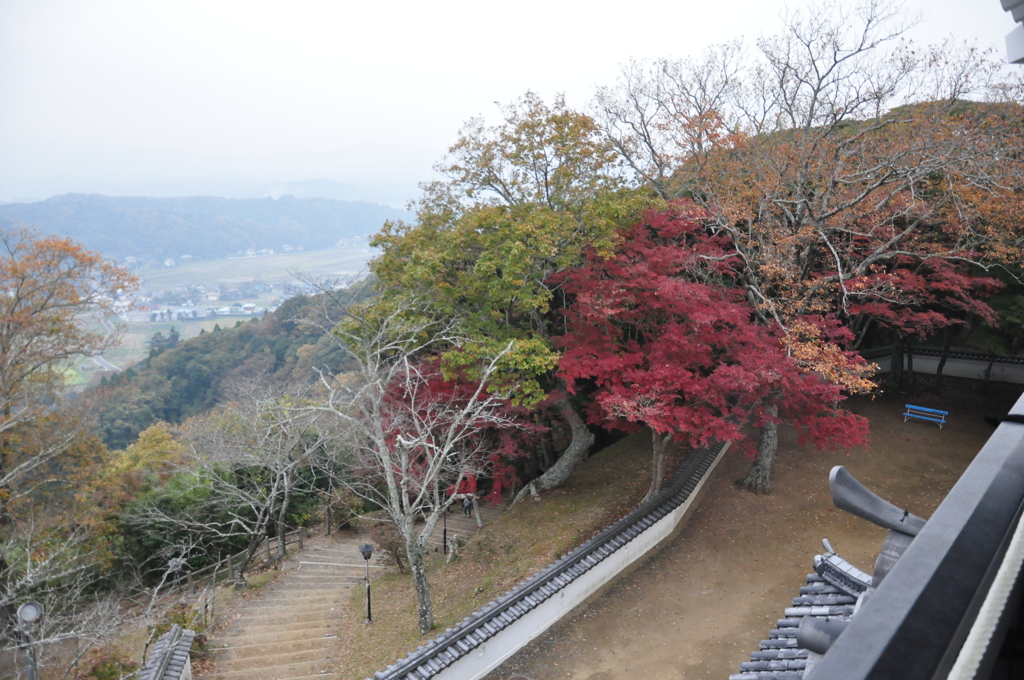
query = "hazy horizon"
xmin=2 ymin=0 xmax=1019 ymax=207
xmin=0 ymin=176 xmax=419 ymax=209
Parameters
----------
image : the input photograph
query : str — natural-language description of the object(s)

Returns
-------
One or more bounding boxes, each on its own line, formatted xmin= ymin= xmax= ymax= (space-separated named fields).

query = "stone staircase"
xmin=197 ymin=506 xmax=503 ymax=680
xmin=421 ymin=504 xmax=502 ymax=554
xmin=198 ymin=534 xmax=381 ymax=680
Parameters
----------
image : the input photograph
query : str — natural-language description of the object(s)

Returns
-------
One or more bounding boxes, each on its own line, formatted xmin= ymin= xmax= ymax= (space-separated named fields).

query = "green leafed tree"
xmin=372 ymin=92 xmax=652 ymax=497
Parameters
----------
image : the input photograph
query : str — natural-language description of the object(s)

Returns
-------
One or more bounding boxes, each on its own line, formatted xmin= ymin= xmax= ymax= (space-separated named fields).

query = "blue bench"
xmin=904 ymin=404 xmax=948 ymax=429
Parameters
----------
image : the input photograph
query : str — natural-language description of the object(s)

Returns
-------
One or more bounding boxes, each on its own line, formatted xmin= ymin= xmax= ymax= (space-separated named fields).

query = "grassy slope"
xmin=332 ymin=429 xmax=676 ymax=679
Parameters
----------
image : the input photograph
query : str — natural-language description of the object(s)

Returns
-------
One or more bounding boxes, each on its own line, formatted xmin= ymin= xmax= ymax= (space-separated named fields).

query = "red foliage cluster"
xmin=381 ymin=359 xmax=534 ymax=504
xmin=555 ymin=204 xmax=870 ymax=457
xmin=846 ymin=255 xmax=1002 ymax=338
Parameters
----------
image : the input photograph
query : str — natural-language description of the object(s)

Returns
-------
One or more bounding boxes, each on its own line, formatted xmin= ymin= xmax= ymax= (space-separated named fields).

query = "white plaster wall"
xmin=430 ymin=443 xmax=731 ymax=680
xmin=871 ymin=355 xmax=1024 ymax=384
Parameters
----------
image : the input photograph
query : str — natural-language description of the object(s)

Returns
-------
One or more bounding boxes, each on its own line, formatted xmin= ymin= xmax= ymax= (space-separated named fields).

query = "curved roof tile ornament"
xmin=729 ymin=467 xmax=930 ymax=679
xmin=1001 ymin=0 xmax=1024 ymax=63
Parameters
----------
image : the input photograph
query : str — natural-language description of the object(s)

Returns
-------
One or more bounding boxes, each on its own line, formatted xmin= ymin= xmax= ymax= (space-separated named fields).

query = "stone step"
xmin=253 ymin=596 xmax=346 ymax=607
xmin=257 ymin=583 xmax=353 ymax=592
xmin=256 ymin=581 xmax=354 ymax=589
xmin=271 ymin=580 xmax=358 ymax=588
xmin=199 ymin=519 xmax=495 ymax=680
xmin=308 ymin=544 xmax=378 ymax=553
xmin=226 ymin=611 xmax=338 ymax=624
xmin=228 ymin=601 xmax=340 ymax=615
xmin=304 ymin=550 xmax=377 ymax=559
xmin=224 ymin=610 xmax=334 ymax=626
xmin=210 ymin=626 xmax=339 ymax=646
xmin=210 ymin=636 xmax=335 ymax=661
xmin=255 ymin=586 xmax=354 ymax=596
xmin=216 ymin=620 xmax=337 ymax=637
xmin=209 ymin=647 xmax=325 ymax=673
xmin=197 ymin=658 xmax=325 ymax=680
xmin=299 ymin=559 xmax=378 ymax=568
xmin=306 ymin=544 xmax=378 ymax=552
xmin=195 ymin=533 xmax=391 ymax=680
xmin=285 ymin=570 xmax=364 ymax=577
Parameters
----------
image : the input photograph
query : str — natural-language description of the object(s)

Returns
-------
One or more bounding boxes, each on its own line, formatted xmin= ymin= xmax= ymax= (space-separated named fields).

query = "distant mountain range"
xmin=0 ymin=177 xmax=419 ymax=209
xmin=0 ymin=193 xmax=413 ymax=262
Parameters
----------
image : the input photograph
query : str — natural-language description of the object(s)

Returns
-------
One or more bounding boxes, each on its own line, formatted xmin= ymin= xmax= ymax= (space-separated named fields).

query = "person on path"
xmin=463 ymin=497 xmax=472 ymax=517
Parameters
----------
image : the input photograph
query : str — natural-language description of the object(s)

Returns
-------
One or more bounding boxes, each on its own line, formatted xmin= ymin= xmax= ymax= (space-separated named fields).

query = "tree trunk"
xmin=539 ymin=437 xmax=554 ymax=472
xmin=407 ymin=545 xmax=433 ymax=634
xmin=471 ymin=496 xmax=483 ymax=529
xmin=853 ymin=317 xmax=872 ymax=350
xmin=936 ymin=327 xmax=952 ymax=387
xmin=233 ymin=535 xmax=262 ymax=589
xmin=740 ymin=405 xmax=779 ymax=494
xmin=0 ymin=404 xmax=11 ymax=524
xmin=512 ymin=395 xmax=594 ymax=504
xmin=957 ymin=313 xmax=976 ymax=342
xmin=889 ymin=337 xmax=903 ymax=389
xmin=277 ymin=473 xmax=291 ymax=560
xmin=645 ymin=430 xmax=671 ymax=501
xmin=906 ymin=341 xmax=915 ymax=393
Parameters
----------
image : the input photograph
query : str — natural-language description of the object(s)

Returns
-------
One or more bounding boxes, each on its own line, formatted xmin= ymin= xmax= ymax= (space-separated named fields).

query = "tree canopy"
xmin=557 ymin=204 xmax=870 ymax=496
xmin=0 ymin=228 xmax=136 ymax=502
xmin=372 ymin=93 xmax=654 ymax=496
xmin=597 ymin=6 xmax=1024 ymax=338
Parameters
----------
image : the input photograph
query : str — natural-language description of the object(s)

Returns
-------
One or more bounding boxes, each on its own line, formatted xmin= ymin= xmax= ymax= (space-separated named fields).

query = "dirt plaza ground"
xmin=488 ymin=379 xmax=1022 ymax=680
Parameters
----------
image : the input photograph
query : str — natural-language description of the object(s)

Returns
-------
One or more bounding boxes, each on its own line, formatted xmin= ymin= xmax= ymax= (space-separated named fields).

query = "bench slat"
xmin=904 ymin=405 xmax=947 ymax=429
xmin=904 ymin=412 xmax=945 ymax=423
xmin=904 ymin=404 xmax=949 ymax=416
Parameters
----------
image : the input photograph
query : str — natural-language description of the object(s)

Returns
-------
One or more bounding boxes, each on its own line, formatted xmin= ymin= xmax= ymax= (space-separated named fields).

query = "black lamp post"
xmin=358 ymin=543 xmax=374 ymax=622
xmin=17 ymin=601 xmax=42 ymax=680
xmin=443 ymin=504 xmax=448 ymax=555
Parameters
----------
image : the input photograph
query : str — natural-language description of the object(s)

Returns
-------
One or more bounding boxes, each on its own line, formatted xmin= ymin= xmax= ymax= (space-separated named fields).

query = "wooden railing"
xmin=157 ymin=527 xmax=308 ymax=595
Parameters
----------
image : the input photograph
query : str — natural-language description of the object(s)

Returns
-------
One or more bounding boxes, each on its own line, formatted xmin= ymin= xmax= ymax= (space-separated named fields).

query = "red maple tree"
xmin=845 ymin=254 xmax=1002 ymax=386
xmin=555 ymin=205 xmax=870 ymax=497
xmin=379 ymin=358 xmax=535 ymax=508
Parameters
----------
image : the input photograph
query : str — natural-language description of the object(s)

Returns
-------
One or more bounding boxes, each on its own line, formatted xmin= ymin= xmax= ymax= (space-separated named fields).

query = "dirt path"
xmin=198 ymin=534 xmax=381 ymax=680
xmin=487 ymin=381 xmax=1021 ymax=680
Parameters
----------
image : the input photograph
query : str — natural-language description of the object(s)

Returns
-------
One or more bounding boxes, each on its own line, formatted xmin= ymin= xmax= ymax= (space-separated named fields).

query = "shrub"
xmin=76 ymin=650 xmax=138 ymax=680
xmin=325 ymin=487 xmax=364 ymax=530
xmin=369 ymin=521 xmax=406 ymax=573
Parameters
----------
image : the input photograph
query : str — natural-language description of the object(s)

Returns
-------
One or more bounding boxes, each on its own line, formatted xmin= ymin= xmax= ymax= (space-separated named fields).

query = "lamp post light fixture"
xmin=359 ymin=543 xmax=374 ymax=622
xmin=17 ymin=601 xmax=42 ymax=680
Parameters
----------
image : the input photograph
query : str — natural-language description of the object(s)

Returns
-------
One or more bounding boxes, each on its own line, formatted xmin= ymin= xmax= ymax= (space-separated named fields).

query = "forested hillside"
xmin=92 ymin=291 xmax=356 ymax=449
xmin=0 ymin=193 xmax=411 ymax=261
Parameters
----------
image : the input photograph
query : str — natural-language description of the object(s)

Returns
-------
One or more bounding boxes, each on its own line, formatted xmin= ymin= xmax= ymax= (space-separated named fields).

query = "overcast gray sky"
xmin=0 ymin=0 xmax=1018 ymax=205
